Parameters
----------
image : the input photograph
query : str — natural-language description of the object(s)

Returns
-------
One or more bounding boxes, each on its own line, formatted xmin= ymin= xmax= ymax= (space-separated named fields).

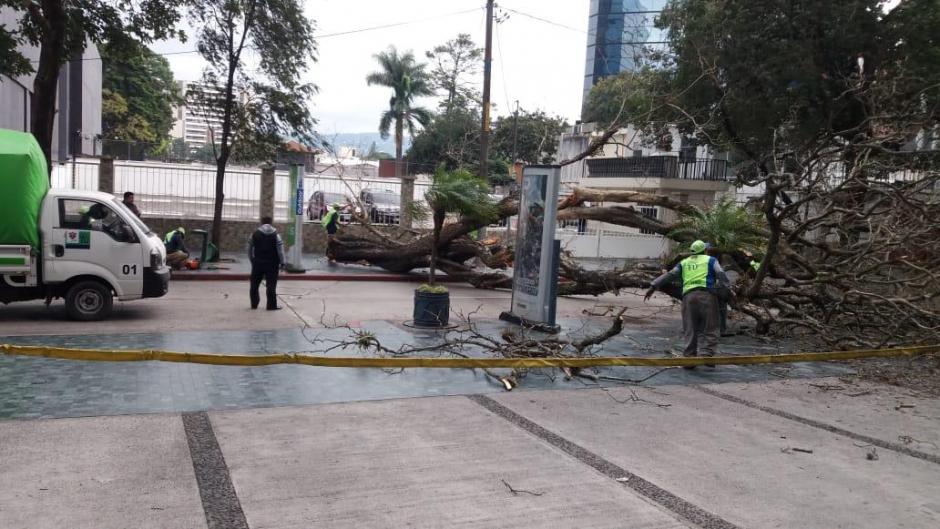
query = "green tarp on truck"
xmin=0 ymin=129 xmax=49 ymax=250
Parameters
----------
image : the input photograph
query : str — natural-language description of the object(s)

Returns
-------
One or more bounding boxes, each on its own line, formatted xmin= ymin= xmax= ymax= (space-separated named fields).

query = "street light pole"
xmin=480 ymin=0 xmax=494 ymax=179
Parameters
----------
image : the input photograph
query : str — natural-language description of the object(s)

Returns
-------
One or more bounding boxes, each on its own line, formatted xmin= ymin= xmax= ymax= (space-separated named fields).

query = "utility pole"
xmin=480 ymin=0 xmax=494 ymax=179
xmin=511 ymin=100 xmax=520 ymax=164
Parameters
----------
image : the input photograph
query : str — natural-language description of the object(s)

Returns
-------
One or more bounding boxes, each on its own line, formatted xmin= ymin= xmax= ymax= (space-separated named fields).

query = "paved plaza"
xmin=1 ymin=281 xmax=938 ymax=528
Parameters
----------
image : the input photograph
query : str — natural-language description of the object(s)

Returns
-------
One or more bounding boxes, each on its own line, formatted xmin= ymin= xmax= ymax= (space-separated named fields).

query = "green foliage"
xmin=407 ymin=106 xmax=480 ymax=171
xmin=491 ymin=109 xmax=568 ymax=165
xmin=102 ymin=89 xmax=156 ymax=143
xmin=426 ymin=167 xmax=498 ymax=224
xmin=417 ymin=283 xmax=449 ymax=294
xmin=366 ymin=46 xmax=435 ymax=151
xmin=101 ymin=39 xmax=178 ymax=143
xmin=667 ymin=197 xmax=766 ymax=256
xmin=582 ymin=69 xmax=674 ymax=143
xmin=0 ymin=26 xmax=31 ymax=78
xmin=406 ymin=107 xmax=513 ymax=185
xmin=656 ymin=0 xmax=889 ymax=158
xmin=424 ymin=166 xmax=497 ymax=285
xmin=425 ymin=33 xmax=483 ymax=111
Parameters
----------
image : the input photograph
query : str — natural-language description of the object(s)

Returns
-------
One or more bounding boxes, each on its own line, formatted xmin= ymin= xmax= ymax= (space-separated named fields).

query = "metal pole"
xmin=480 ymin=0 xmax=494 ymax=179
xmin=511 ymin=100 xmax=520 ymax=164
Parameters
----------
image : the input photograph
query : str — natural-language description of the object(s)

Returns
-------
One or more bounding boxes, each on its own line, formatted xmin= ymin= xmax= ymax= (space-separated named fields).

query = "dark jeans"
xmin=682 ymin=289 xmax=719 ymax=357
xmin=250 ymin=262 xmax=279 ymax=309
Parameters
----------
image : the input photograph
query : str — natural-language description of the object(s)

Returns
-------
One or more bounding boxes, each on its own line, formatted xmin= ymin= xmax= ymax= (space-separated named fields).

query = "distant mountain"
xmin=320 ymin=132 xmax=409 ymax=157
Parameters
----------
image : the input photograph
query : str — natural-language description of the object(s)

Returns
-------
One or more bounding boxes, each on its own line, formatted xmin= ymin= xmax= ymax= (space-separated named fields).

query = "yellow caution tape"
xmin=1 ymin=343 xmax=938 ymax=369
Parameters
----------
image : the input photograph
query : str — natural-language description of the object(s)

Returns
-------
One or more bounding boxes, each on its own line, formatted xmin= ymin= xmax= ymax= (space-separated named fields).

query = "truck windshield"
xmin=112 ymin=198 xmax=152 ymax=235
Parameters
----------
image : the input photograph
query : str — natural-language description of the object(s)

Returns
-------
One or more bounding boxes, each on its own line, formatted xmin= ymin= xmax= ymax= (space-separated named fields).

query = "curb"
xmin=169 ymin=272 xmax=458 ymax=283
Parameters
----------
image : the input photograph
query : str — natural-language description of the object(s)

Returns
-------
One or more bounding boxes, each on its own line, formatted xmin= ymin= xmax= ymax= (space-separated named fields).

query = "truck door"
xmin=46 ymin=198 xmax=145 ymax=299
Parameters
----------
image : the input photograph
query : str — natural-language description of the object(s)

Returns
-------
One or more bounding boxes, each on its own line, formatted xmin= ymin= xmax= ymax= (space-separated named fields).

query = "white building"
xmin=170 ymin=81 xmax=226 ymax=147
xmin=555 ymin=123 xmax=733 ymax=260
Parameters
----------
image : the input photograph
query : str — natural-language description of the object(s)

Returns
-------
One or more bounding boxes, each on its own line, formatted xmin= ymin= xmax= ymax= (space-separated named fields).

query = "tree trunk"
xmin=428 ymin=209 xmax=445 ymax=286
xmin=30 ymin=2 xmax=68 ymax=177
xmin=395 ymin=117 xmax=414 ymax=229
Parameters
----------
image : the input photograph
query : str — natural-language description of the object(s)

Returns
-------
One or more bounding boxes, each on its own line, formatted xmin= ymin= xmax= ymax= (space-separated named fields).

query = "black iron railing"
xmin=586 ymin=156 xmax=732 ymax=181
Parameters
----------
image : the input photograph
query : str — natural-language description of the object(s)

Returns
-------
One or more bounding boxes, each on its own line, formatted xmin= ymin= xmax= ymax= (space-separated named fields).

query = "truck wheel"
xmin=65 ymin=280 xmax=113 ymax=321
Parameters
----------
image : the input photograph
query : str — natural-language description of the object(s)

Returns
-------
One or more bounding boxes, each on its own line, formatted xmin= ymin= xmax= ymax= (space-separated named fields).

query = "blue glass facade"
xmin=583 ymin=0 xmax=668 ymax=104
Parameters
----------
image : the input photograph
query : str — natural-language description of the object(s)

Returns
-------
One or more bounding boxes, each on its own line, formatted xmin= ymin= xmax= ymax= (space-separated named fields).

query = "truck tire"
xmin=65 ymin=280 xmax=113 ymax=321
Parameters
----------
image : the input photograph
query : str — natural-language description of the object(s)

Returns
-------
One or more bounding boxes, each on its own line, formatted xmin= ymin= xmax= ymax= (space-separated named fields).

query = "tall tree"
xmin=406 ymin=106 xmax=511 ymax=184
xmin=189 ymin=0 xmax=317 ymax=247
xmin=491 ymin=109 xmax=568 ymax=165
xmin=0 ymin=0 xmax=183 ymax=174
xmin=366 ymin=46 xmax=434 ymax=229
xmin=100 ymin=40 xmax=179 ymax=145
xmin=425 ymin=33 xmax=483 ymax=111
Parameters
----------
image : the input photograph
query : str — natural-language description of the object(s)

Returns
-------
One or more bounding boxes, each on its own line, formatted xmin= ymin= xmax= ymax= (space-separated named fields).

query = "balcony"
xmin=586 ymin=156 xmax=731 ymax=181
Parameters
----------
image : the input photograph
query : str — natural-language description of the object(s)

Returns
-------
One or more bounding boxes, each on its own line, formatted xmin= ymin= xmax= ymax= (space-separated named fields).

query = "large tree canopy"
xmin=491 ymin=109 xmax=568 ymax=165
xmin=101 ymin=39 xmax=178 ymax=144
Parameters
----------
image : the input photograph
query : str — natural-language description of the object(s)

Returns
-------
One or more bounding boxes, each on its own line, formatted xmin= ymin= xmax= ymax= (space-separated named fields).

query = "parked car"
xmin=307 ymin=191 xmax=354 ymax=222
xmin=360 ymin=188 xmax=401 ymax=224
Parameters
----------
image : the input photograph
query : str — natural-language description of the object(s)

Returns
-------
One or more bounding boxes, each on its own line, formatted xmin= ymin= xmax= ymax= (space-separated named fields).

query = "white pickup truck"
xmin=0 ymin=188 xmax=170 ymax=320
xmin=0 ymin=122 xmax=173 ymax=324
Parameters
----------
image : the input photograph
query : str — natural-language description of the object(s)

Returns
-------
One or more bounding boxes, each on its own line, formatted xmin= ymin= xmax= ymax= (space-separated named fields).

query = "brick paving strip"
xmin=467 ymin=394 xmax=743 ymax=529
xmin=182 ymin=412 xmax=250 ymax=529
xmin=692 ymin=385 xmax=940 ymax=465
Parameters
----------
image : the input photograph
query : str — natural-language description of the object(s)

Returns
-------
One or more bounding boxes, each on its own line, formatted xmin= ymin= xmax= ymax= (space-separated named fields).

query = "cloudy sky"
xmin=152 ymin=0 xmax=590 ymax=136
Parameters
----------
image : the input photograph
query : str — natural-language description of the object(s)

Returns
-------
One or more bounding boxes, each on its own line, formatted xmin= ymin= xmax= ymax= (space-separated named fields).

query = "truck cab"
xmin=0 ymin=189 xmax=169 ymax=320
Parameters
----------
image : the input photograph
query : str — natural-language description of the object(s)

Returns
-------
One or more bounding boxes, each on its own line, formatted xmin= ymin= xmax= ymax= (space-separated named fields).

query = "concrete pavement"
xmin=2 ymin=379 xmax=938 ymax=529
xmin=0 ymin=280 xmax=663 ymax=336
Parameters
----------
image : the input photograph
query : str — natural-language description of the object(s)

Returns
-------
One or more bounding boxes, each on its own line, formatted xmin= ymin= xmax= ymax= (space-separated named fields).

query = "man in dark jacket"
xmin=122 ymin=191 xmax=141 ymax=218
xmin=249 ymin=216 xmax=286 ymax=310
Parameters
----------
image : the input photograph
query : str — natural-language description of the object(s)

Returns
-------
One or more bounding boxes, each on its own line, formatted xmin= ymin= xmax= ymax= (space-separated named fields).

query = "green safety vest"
xmin=680 ymin=254 xmax=712 ymax=295
xmin=164 ymin=230 xmax=179 ymax=244
xmin=321 ymin=209 xmax=338 ymax=228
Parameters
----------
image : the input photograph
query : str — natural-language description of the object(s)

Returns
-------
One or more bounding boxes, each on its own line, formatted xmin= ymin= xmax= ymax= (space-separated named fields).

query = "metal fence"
xmin=51 ymin=160 xmax=99 ymax=191
xmin=115 ymin=162 xmax=261 ymax=220
xmin=273 ymin=172 xmax=430 ymax=226
xmin=586 ymin=156 xmax=732 ymax=181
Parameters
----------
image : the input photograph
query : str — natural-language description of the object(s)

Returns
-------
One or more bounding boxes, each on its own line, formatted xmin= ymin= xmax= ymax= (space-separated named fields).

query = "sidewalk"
xmin=2 ymin=378 xmax=938 ymax=529
xmin=171 ymin=252 xmax=449 ymax=282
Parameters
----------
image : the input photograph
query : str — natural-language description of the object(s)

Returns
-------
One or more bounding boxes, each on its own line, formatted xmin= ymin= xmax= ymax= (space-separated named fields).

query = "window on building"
xmin=639 ymin=206 xmax=658 ymax=235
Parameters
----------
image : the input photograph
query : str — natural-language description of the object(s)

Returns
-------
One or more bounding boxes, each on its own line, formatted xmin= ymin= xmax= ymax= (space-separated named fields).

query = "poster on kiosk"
xmin=500 ymin=165 xmax=561 ymax=332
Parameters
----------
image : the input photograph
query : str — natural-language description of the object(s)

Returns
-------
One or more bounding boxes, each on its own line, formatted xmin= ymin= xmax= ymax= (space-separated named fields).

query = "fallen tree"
xmin=328 ymin=0 xmax=940 ymax=348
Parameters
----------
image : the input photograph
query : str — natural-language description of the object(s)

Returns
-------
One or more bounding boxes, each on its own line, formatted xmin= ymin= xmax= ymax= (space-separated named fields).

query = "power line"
xmin=494 ymin=18 xmax=511 ymax=116
xmin=501 ymin=6 xmax=586 ymax=34
xmin=317 ymin=6 xmax=483 ymax=38
xmin=29 ymin=6 xmax=485 ymax=63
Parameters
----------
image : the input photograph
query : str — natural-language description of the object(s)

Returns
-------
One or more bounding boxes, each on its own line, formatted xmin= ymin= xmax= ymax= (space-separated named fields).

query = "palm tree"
xmin=424 ymin=167 xmax=497 ymax=287
xmin=667 ymin=197 xmax=766 ymax=255
xmin=366 ymin=47 xmax=434 ymax=229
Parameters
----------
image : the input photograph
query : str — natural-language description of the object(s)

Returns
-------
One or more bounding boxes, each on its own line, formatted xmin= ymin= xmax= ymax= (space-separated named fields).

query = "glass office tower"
xmin=583 ymin=0 xmax=669 ymax=106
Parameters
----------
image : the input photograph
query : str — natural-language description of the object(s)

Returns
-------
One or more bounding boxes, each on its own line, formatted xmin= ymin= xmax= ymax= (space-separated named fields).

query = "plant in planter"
xmin=413 ymin=167 xmax=497 ymax=327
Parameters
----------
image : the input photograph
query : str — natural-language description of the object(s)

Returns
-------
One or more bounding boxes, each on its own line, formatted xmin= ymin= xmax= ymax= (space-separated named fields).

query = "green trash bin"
xmin=189 ymin=229 xmax=210 ymax=268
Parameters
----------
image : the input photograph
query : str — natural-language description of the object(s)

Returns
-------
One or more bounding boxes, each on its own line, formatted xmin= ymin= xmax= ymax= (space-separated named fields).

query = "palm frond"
xmin=378 ymin=110 xmax=395 ymax=140
xmin=426 ymin=167 xmax=498 ymax=223
xmin=667 ymin=197 xmax=766 ymax=255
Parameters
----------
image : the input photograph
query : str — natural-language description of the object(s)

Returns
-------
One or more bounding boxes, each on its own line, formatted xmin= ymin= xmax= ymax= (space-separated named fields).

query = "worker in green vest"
xmin=163 ymin=227 xmax=188 ymax=270
xmin=321 ymin=203 xmax=342 ymax=263
xmin=644 ymin=239 xmax=730 ymax=367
